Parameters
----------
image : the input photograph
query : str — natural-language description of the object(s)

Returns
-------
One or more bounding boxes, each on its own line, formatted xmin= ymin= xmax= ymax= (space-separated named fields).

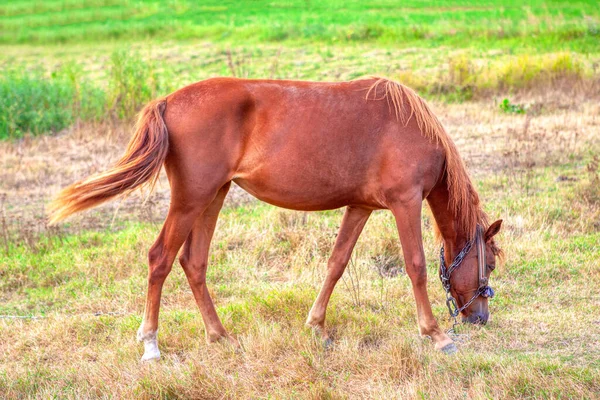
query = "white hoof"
xmin=137 ymin=328 xmax=161 ymax=362
xmin=141 ymin=344 xmax=161 ymax=362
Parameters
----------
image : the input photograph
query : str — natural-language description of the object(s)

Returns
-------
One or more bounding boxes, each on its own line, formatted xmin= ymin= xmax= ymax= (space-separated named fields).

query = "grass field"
xmin=2 ymin=0 xmax=599 ymax=49
xmin=1 ymin=1 xmax=600 ymax=399
xmin=2 ymin=0 xmax=600 ymax=138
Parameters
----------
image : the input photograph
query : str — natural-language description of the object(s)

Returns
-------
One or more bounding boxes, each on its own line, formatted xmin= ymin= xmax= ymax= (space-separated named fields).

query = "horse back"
xmin=162 ymin=78 xmax=445 ymax=210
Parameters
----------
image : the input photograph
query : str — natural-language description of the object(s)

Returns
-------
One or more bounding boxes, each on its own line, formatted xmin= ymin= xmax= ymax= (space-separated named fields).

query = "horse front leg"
xmin=306 ymin=206 xmax=371 ymax=344
xmin=389 ymin=197 xmax=456 ymax=354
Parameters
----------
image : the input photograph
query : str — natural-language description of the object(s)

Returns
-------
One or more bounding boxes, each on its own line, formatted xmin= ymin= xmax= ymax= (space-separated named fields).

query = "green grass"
xmin=0 ymin=66 xmax=104 ymax=138
xmin=1 ymin=46 xmax=597 ymax=138
xmin=1 ymin=0 xmax=599 ymax=52
xmin=1 ymin=1 xmax=599 ymax=397
xmin=0 ymin=52 xmax=179 ymax=138
xmin=1 ymin=0 xmax=599 ymax=138
xmin=1 ymin=160 xmax=599 ymax=397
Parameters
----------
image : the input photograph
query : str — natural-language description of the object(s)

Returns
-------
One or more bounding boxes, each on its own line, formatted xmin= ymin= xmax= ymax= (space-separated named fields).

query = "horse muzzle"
xmin=463 ymin=311 xmax=489 ymax=325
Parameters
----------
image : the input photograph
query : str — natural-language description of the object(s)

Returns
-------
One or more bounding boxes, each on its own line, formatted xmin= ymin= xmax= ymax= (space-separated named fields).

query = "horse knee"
xmin=148 ymin=246 xmax=172 ymax=284
xmin=187 ymin=263 xmax=207 ymax=286
xmin=178 ymin=252 xmax=189 ymax=269
xmin=326 ymin=256 xmax=348 ymax=281
xmin=148 ymin=262 xmax=172 ymax=284
xmin=406 ymin=256 xmax=427 ymax=286
xmin=179 ymin=255 xmax=207 ymax=286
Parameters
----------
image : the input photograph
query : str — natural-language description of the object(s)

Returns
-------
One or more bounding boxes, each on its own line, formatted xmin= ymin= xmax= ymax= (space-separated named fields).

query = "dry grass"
xmin=0 ymin=97 xmax=599 ymax=398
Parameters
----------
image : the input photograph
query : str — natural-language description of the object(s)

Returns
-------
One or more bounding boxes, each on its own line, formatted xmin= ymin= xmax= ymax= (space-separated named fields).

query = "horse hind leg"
xmin=136 ymin=182 xmax=228 ymax=361
xmin=306 ymin=206 xmax=371 ymax=345
xmin=136 ymin=203 xmax=201 ymax=361
xmin=178 ymin=183 xmax=238 ymax=346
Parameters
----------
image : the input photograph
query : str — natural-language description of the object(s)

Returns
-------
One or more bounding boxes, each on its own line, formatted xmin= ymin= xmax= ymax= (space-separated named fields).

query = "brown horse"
xmin=49 ymin=77 xmax=502 ymax=361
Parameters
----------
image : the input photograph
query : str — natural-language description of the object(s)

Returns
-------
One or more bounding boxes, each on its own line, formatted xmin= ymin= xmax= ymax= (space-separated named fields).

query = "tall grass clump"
xmin=107 ymin=50 xmax=176 ymax=119
xmin=0 ymin=52 xmax=178 ymax=139
xmin=397 ymin=52 xmax=590 ymax=101
xmin=0 ymin=66 xmax=104 ymax=139
xmin=493 ymin=52 xmax=585 ymax=90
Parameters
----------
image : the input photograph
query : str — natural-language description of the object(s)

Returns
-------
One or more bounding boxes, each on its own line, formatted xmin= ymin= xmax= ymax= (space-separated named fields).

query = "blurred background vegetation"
xmin=1 ymin=0 xmax=599 ymax=138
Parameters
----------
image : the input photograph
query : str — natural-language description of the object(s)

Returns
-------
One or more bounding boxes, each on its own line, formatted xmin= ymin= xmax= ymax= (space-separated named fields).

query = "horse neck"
xmin=426 ymin=179 xmax=471 ymax=262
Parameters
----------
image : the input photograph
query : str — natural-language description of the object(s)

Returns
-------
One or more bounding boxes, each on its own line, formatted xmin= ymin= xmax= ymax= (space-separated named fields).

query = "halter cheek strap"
xmin=439 ymin=225 xmax=495 ymax=320
xmin=476 ymin=225 xmax=487 ymax=288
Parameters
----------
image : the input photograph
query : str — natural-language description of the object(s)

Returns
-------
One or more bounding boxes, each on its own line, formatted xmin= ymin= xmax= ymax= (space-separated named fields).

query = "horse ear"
xmin=484 ymin=220 xmax=502 ymax=243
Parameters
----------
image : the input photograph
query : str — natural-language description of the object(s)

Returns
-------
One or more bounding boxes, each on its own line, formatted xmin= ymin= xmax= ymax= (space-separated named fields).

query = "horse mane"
xmin=363 ymin=77 xmax=488 ymax=239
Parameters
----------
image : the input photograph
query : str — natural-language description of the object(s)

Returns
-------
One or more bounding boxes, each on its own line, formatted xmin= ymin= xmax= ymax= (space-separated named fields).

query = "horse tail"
xmin=48 ymin=98 xmax=169 ymax=224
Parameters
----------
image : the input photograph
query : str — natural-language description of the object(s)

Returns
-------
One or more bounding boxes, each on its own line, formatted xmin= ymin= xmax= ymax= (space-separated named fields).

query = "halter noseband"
xmin=439 ymin=225 xmax=495 ymax=319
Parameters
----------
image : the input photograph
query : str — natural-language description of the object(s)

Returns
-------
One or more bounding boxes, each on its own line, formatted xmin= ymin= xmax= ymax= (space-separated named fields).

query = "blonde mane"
xmin=364 ymin=77 xmax=487 ymax=238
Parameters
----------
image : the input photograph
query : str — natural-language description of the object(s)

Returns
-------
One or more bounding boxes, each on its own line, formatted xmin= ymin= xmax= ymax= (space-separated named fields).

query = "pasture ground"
xmin=1 ymin=99 xmax=599 ymax=398
xmin=1 ymin=1 xmax=600 ymax=398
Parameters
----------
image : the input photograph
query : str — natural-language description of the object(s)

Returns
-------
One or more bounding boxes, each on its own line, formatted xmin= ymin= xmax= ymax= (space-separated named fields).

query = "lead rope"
xmin=0 ymin=311 xmax=130 ymax=320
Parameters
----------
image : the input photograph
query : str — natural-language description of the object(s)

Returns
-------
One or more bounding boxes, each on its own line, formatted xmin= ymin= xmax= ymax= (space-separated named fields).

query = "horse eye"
xmin=487 ymin=264 xmax=496 ymax=271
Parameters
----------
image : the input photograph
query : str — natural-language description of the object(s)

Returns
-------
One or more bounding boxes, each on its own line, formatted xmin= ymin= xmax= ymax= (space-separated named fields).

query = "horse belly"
xmin=232 ymin=144 xmax=379 ymax=211
xmin=232 ymin=166 xmax=366 ymax=211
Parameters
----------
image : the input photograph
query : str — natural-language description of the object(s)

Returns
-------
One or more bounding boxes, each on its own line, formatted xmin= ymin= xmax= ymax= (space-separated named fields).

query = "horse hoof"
xmin=323 ymin=337 xmax=334 ymax=350
xmin=440 ymin=343 xmax=458 ymax=355
xmin=224 ymin=336 xmax=242 ymax=353
xmin=140 ymin=350 xmax=161 ymax=362
xmin=140 ymin=335 xmax=161 ymax=362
